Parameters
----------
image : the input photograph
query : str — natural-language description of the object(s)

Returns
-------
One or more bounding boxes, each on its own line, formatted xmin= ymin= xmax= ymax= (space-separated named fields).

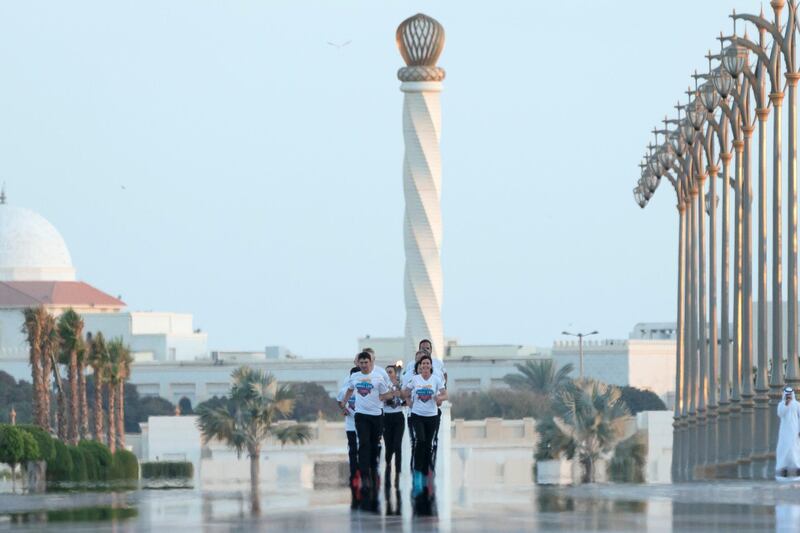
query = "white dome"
xmin=0 ymin=204 xmax=75 ymax=281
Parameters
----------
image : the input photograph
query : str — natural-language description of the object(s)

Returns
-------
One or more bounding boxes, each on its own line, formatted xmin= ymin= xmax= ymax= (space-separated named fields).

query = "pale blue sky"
xmin=0 ymin=1 xmax=762 ymax=356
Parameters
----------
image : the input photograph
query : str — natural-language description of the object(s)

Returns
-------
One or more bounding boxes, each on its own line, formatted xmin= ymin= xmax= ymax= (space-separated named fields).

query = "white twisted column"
xmin=402 ymin=80 xmax=443 ymax=359
xmin=397 ymin=14 xmax=446 ymax=360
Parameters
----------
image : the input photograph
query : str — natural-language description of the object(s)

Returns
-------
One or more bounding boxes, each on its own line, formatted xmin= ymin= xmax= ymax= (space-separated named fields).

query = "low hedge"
xmin=141 ymin=461 xmax=193 ymax=479
xmin=111 ymin=449 xmax=139 ymax=480
xmin=47 ymin=440 xmax=73 ymax=481
xmin=67 ymin=446 xmax=88 ymax=482
xmin=17 ymin=425 xmax=55 ymax=462
xmin=48 ymin=441 xmax=138 ymax=483
xmin=78 ymin=440 xmax=113 ymax=481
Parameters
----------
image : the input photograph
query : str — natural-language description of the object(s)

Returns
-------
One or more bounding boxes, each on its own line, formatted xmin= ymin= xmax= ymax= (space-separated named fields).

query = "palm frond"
xmin=270 ymin=423 xmax=313 ymax=447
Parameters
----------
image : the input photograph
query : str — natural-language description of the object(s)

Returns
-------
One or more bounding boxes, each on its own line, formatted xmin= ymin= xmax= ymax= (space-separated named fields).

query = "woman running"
xmin=383 ymin=364 xmax=405 ymax=492
xmin=404 ymin=353 xmax=447 ymax=494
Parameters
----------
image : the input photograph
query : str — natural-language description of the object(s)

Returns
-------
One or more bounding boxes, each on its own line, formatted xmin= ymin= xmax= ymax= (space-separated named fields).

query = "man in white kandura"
xmin=776 ymin=386 xmax=800 ymax=479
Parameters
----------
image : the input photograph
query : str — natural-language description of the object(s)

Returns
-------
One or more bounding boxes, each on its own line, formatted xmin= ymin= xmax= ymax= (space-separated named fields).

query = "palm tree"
xmin=197 ymin=367 xmax=311 ymax=514
xmin=77 ymin=339 xmax=90 ymax=439
xmin=114 ymin=341 xmax=132 ymax=449
xmin=40 ymin=320 xmax=54 ymax=430
xmin=57 ymin=309 xmax=84 ymax=444
xmin=106 ymin=363 xmax=117 ymax=453
xmin=42 ymin=313 xmax=67 ymax=441
xmin=87 ymin=332 xmax=109 ymax=443
xmin=21 ymin=307 xmax=46 ymax=429
xmin=503 ymin=359 xmax=575 ymax=397
xmin=105 ymin=338 xmax=132 ymax=451
xmin=551 ymin=379 xmax=630 ymax=483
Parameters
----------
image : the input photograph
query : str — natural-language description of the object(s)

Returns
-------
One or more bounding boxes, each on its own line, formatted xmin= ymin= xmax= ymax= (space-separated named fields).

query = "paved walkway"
xmin=2 ymin=481 xmax=800 ymax=531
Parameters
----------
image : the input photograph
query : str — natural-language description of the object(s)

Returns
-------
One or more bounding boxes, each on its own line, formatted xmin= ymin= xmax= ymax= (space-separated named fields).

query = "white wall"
xmin=636 ymin=410 xmax=674 ymax=483
xmin=83 ymin=311 xmax=208 ymax=362
xmin=0 ymin=309 xmax=29 ymax=359
xmin=141 ymin=415 xmax=202 ymax=484
xmin=134 ymin=413 xmax=672 ymax=490
xmin=551 ymin=338 xmax=677 ymax=405
xmin=628 ymin=340 xmax=676 ymax=406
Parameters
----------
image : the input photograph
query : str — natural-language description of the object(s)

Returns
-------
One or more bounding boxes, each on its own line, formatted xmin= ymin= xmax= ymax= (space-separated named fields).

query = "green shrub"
xmin=111 ymin=449 xmax=139 ymax=480
xmin=0 ymin=425 xmax=24 ymax=470
xmin=619 ymin=386 xmax=667 ymax=415
xmin=450 ymin=390 xmax=550 ymax=420
xmin=68 ymin=445 xmax=88 ymax=482
xmin=141 ymin=461 xmax=193 ymax=479
xmin=46 ymin=505 xmax=138 ymax=521
xmin=47 ymin=440 xmax=73 ymax=482
xmin=20 ymin=430 xmax=39 ymax=462
xmin=78 ymin=440 xmax=113 ymax=481
xmin=609 ymin=435 xmax=646 ymax=483
xmin=81 ymin=447 xmax=99 ymax=480
xmin=17 ymin=425 xmax=55 ymax=462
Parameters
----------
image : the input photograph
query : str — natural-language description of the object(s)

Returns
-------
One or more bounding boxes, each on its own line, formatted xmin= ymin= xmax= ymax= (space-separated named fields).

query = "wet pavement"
xmin=2 ymin=481 xmax=800 ymax=531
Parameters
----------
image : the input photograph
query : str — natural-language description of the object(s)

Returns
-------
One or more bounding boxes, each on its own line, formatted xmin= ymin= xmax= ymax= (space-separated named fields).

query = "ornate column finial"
xmin=396 ymin=13 xmax=446 ymax=82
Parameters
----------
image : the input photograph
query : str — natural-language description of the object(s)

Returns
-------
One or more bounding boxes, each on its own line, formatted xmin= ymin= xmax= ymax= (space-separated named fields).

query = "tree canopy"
xmin=503 ymin=359 xmax=575 ymax=397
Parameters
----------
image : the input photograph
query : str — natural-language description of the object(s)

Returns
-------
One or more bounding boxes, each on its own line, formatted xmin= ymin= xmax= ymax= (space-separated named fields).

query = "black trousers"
xmin=346 ymin=430 xmax=358 ymax=482
xmin=409 ymin=413 xmax=439 ymax=474
xmin=354 ymin=413 xmax=383 ymax=487
xmin=383 ymin=411 xmax=405 ymax=482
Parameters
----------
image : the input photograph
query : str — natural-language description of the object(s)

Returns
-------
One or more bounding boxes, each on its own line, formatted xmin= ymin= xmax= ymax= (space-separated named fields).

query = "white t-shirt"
xmin=383 ymin=380 xmax=404 ymax=414
xmin=336 ymin=384 xmax=356 ymax=432
xmin=347 ymin=371 xmax=389 ymax=416
xmin=402 ymin=358 xmax=446 ymax=387
xmin=405 ymin=374 xmax=445 ymax=417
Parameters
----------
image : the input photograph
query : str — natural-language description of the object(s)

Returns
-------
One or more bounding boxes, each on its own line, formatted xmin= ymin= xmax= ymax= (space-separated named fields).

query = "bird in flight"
xmin=327 ymin=40 xmax=351 ymax=49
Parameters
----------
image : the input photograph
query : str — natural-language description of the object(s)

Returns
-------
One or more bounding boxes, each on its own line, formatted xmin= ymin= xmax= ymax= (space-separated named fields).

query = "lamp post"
xmin=711 ymin=56 xmax=744 ymax=479
xmin=724 ymin=22 xmax=774 ymax=480
xmin=700 ymin=63 xmax=734 ymax=477
xmin=654 ymin=129 xmax=686 ymax=481
xmin=721 ymin=37 xmax=757 ymax=478
xmin=561 ymin=330 xmax=599 ymax=380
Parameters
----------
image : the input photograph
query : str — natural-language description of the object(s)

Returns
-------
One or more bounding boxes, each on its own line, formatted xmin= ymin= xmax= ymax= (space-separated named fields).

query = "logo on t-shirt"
xmin=347 ymin=396 xmax=356 ymax=409
xmin=356 ymin=379 xmax=374 ymax=397
xmin=416 ymin=384 xmax=434 ymax=403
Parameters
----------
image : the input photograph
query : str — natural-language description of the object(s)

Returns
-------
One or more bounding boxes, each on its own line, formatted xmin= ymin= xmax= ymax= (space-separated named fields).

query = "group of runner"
xmin=336 ymin=339 xmax=448 ymax=511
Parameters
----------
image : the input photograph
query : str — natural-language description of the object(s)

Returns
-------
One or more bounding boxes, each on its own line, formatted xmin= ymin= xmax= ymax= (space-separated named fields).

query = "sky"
xmin=0 ymin=0 xmax=767 ymax=357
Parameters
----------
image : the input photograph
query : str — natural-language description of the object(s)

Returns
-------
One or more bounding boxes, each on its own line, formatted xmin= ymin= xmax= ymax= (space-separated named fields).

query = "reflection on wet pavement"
xmin=2 ymin=481 xmax=800 ymax=531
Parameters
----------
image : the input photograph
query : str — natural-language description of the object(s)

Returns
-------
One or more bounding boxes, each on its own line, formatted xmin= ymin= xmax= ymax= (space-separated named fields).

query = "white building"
xmin=0 ymin=200 xmax=208 ymax=367
xmin=0 ymin=199 xmax=677 ymax=409
xmin=117 ymin=333 xmax=675 ymax=407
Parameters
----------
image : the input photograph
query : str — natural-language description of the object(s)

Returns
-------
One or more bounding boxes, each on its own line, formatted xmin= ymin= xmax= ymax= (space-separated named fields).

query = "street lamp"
xmin=561 ymin=330 xmax=599 ymax=380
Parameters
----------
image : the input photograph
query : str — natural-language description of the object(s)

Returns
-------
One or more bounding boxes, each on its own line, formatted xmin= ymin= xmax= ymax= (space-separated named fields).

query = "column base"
xmin=715 ymin=462 xmax=740 ymax=479
xmin=737 ymin=457 xmax=753 ymax=479
xmin=750 ymin=455 xmax=770 ymax=480
xmin=692 ymin=464 xmax=717 ymax=480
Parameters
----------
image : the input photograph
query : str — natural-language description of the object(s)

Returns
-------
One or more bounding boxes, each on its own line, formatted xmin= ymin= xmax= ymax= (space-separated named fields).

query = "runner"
xmin=336 ymin=366 xmax=360 ymax=508
xmin=363 ymin=347 xmax=392 ymax=386
xmin=339 ymin=351 xmax=396 ymax=510
xmin=383 ymin=363 xmax=406 ymax=494
xmin=404 ymin=353 xmax=447 ymax=496
xmin=402 ymin=340 xmax=447 ymax=387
